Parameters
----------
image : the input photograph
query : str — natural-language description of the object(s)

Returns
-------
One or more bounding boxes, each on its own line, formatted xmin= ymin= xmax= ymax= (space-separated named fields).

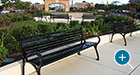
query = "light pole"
xmin=72 ymin=0 xmax=73 ymax=8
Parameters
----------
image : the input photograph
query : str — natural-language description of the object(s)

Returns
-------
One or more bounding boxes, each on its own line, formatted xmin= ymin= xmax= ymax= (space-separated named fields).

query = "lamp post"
xmin=72 ymin=0 xmax=73 ymax=8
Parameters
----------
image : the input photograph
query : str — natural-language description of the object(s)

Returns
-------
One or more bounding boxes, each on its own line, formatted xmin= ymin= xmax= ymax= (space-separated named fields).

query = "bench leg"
xmin=110 ymin=33 xmax=115 ymax=43
xmin=94 ymin=45 xmax=99 ymax=60
xmin=122 ymin=34 xmax=127 ymax=46
xmin=67 ymin=19 xmax=69 ymax=23
xmin=78 ymin=51 xmax=81 ymax=55
xmin=37 ymin=68 xmax=41 ymax=75
xmin=22 ymin=60 xmax=25 ymax=75
xmin=130 ymin=32 xmax=132 ymax=37
xmin=82 ymin=19 xmax=84 ymax=21
xmin=53 ymin=18 xmax=55 ymax=22
xmin=31 ymin=63 xmax=41 ymax=75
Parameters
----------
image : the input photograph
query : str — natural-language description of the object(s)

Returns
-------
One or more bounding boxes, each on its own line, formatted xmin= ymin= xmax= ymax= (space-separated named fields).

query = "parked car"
xmin=97 ymin=9 xmax=105 ymax=12
xmin=0 ymin=12 xmax=2 ymax=14
xmin=1 ymin=10 xmax=10 ymax=14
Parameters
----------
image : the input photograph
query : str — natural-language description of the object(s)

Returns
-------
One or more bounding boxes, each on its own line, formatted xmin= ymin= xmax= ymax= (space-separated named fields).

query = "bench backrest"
xmin=21 ymin=27 xmax=83 ymax=57
xmin=83 ymin=13 xmax=95 ymax=19
xmin=113 ymin=21 xmax=134 ymax=32
xmin=50 ymin=14 xmax=69 ymax=19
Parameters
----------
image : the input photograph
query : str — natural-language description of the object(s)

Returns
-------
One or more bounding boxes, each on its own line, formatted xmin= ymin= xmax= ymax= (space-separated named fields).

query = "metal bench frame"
xmin=110 ymin=21 xmax=135 ymax=46
xmin=82 ymin=13 xmax=96 ymax=21
xmin=50 ymin=13 xmax=72 ymax=23
xmin=21 ymin=27 xmax=100 ymax=75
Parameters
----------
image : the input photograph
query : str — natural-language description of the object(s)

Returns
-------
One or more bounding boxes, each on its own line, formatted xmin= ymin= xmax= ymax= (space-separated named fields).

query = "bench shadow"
xmin=76 ymin=54 xmax=128 ymax=74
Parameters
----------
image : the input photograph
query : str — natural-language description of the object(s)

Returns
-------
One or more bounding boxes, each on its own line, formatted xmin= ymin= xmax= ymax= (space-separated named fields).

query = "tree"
xmin=82 ymin=1 xmax=86 ymax=3
xmin=14 ymin=1 xmax=31 ymax=10
xmin=86 ymin=3 xmax=94 ymax=11
xmin=111 ymin=1 xmax=120 ymax=5
xmin=1 ymin=0 xmax=16 ymax=9
xmin=35 ymin=3 xmax=40 ymax=4
xmin=95 ymin=4 xmax=108 ymax=11
xmin=130 ymin=1 xmax=140 ymax=12
xmin=0 ymin=0 xmax=31 ymax=10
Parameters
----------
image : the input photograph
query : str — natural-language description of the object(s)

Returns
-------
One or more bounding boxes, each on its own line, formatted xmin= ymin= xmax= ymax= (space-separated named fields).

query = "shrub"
xmin=56 ymin=23 xmax=70 ymax=31
xmin=0 ymin=46 xmax=9 ymax=58
xmin=38 ymin=23 xmax=54 ymax=33
xmin=81 ymin=21 xmax=91 ymax=27
xmin=0 ymin=27 xmax=20 ymax=52
xmin=96 ymin=18 xmax=104 ymax=25
xmin=23 ymin=14 xmax=33 ymax=20
xmin=0 ymin=27 xmax=8 ymax=35
xmin=70 ymin=20 xmax=80 ymax=28
xmin=88 ymin=25 xmax=100 ymax=34
xmin=81 ymin=21 xmax=92 ymax=34
xmin=49 ymin=23 xmax=58 ymax=32
xmin=100 ymin=23 xmax=113 ymax=33
xmin=92 ymin=11 xmax=98 ymax=15
xmin=104 ymin=15 xmax=130 ymax=23
xmin=27 ymin=11 xmax=36 ymax=15
xmin=5 ymin=36 xmax=21 ymax=52
xmin=21 ymin=25 xmax=35 ymax=37
xmin=0 ymin=27 xmax=9 ymax=58
xmin=10 ymin=21 xmax=39 ymax=39
xmin=91 ymin=21 xmax=95 ymax=26
xmin=94 ymin=20 xmax=100 ymax=25
xmin=41 ymin=11 xmax=51 ymax=16
xmin=0 ymin=15 xmax=11 ymax=26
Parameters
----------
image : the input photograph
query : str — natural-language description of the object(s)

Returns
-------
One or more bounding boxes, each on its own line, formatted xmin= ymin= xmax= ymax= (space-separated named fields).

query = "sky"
xmin=21 ymin=0 xmax=129 ymax=4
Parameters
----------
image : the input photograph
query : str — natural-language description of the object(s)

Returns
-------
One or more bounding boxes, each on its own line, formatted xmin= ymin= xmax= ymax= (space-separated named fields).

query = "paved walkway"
xmin=30 ymin=33 xmax=140 ymax=75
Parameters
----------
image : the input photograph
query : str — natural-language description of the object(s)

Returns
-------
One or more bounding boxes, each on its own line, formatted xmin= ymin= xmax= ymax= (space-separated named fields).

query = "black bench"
xmin=110 ymin=21 xmax=135 ymax=46
xmin=21 ymin=27 xmax=100 ymax=75
xmin=82 ymin=13 xmax=96 ymax=21
xmin=50 ymin=13 xmax=72 ymax=23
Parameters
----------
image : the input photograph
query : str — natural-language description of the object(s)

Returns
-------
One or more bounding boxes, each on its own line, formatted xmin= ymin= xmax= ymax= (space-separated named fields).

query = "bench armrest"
xmin=34 ymin=52 xmax=43 ymax=67
xmin=69 ymin=15 xmax=72 ymax=20
xmin=91 ymin=35 xmax=101 ymax=45
xmin=85 ymin=35 xmax=101 ymax=45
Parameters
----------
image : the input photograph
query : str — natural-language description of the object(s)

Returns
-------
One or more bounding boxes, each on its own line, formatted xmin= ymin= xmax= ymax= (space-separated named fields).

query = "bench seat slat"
xmin=28 ymin=42 xmax=96 ymax=66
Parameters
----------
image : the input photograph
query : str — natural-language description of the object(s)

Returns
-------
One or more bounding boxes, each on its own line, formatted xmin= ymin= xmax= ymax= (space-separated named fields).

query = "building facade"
xmin=44 ymin=0 xmax=70 ymax=12
xmin=33 ymin=4 xmax=44 ymax=11
xmin=72 ymin=3 xmax=94 ymax=10
xmin=129 ymin=0 xmax=140 ymax=2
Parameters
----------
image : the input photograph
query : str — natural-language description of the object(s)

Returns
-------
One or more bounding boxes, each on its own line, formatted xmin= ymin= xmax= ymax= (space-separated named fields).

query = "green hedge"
xmin=70 ymin=20 xmax=80 ymax=28
xmin=10 ymin=21 xmax=39 ymax=39
xmin=0 ymin=15 xmax=11 ymax=26
xmin=56 ymin=22 xmax=70 ymax=31
xmin=0 ymin=13 xmax=33 ymax=27
xmin=104 ymin=15 xmax=130 ymax=23
xmin=41 ymin=11 xmax=51 ymax=16
xmin=81 ymin=21 xmax=91 ymax=27
xmin=21 ymin=25 xmax=36 ymax=37
xmin=100 ymin=23 xmax=113 ymax=33
xmin=38 ymin=23 xmax=54 ymax=33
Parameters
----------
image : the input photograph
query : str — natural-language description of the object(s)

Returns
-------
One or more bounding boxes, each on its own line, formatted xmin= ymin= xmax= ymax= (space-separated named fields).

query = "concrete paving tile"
xmin=130 ymin=64 xmax=140 ymax=75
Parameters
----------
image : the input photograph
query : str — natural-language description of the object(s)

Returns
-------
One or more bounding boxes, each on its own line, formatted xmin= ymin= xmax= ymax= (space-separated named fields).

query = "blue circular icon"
xmin=115 ymin=50 xmax=130 ymax=65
